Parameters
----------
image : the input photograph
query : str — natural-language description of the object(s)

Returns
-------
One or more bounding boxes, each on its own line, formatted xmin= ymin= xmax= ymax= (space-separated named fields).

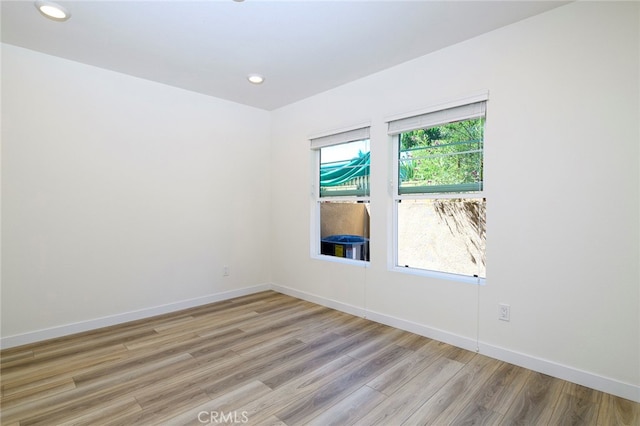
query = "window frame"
xmin=309 ymin=124 xmax=371 ymax=265
xmin=388 ymin=94 xmax=488 ymax=284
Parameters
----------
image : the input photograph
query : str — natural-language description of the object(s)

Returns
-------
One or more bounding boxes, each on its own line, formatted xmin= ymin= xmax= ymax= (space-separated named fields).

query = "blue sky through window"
xmin=321 ymin=139 xmax=369 ymax=164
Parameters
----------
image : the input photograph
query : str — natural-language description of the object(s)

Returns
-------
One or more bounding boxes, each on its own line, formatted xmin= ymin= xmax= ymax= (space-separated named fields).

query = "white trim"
xmin=391 ymin=265 xmax=485 ymax=285
xmin=0 ymin=284 xmax=270 ymax=349
xmin=308 ymin=121 xmax=372 ymax=142
xmin=394 ymin=192 xmax=485 ymax=201
xmin=272 ymin=284 xmax=366 ymax=318
xmin=317 ymin=196 xmax=371 ymax=202
xmin=311 ymin=253 xmax=371 ymax=267
xmin=365 ymin=308 xmax=479 ymax=353
xmin=384 ymin=90 xmax=489 ymax=124
xmin=270 ymin=285 xmax=640 ymax=403
xmin=479 ymin=342 xmax=640 ymax=403
xmin=310 ymin=149 xmax=320 ymax=256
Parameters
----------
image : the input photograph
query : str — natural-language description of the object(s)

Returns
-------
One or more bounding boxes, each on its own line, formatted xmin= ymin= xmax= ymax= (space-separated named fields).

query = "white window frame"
xmin=387 ymin=93 xmax=488 ymax=284
xmin=309 ymin=124 xmax=371 ymax=265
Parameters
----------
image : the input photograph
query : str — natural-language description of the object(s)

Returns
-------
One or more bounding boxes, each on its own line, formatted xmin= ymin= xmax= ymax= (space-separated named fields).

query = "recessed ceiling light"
xmin=247 ymin=74 xmax=265 ymax=85
xmin=34 ymin=1 xmax=71 ymax=21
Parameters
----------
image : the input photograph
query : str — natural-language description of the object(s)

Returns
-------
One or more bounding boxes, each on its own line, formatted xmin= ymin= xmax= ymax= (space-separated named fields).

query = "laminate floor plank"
xmin=240 ymin=355 xmax=362 ymax=424
xmin=119 ymin=380 xmax=267 ymax=426
xmin=3 ymin=329 xmax=153 ymax=370
xmin=6 ymin=354 xmax=196 ymax=425
xmin=548 ymin=392 xmax=599 ymax=426
xmin=365 ymin=348 xmax=439 ymax=397
xmin=355 ymin=355 xmax=465 ymax=426
xmin=201 ymin=380 xmax=273 ymax=417
xmin=288 ymin=310 xmax=356 ymax=343
xmin=226 ymin=325 xmax=302 ymax=355
xmin=393 ymin=332 xmax=434 ymax=351
xmin=201 ymin=332 xmax=344 ymax=400
xmin=171 ymin=311 xmax=260 ymax=336
xmin=148 ymin=307 xmax=261 ymax=335
xmin=0 ymin=349 xmax=34 ymax=366
xmin=261 ymin=323 xmax=389 ymax=391
xmin=305 ymin=384 xmax=386 ymax=426
xmin=250 ymin=298 xmax=317 ymax=316
xmin=449 ymin=402 xmax=504 ymax=426
xmin=55 ymin=396 xmax=143 ymax=426
xmin=255 ymin=416 xmax=287 ymax=426
xmin=258 ymin=333 xmax=349 ymax=390
xmin=274 ymin=344 xmax=411 ymax=425
xmin=4 ymin=350 xmax=189 ymax=420
xmin=2 ymin=290 xmax=638 ymax=426
xmin=151 ymin=380 xmax=266 ymax=425
xmin=1 ymin=343 xmax=130 ymax=390
xmin=0 ymin=376 xmax=77 ymax=408
xmin=196 ymin=304 xmax=326 ymax=342
xmin=192 ymin=339 xmax=306 ymax=394
xmin=133 ymin=376 xmax=212 ymax=411
xmin=235 ymin=305 xmax=332 ymax=335
xmin=564 ymin=381 xmax=603 ymax=404
xmin=470 ymin=359 xmax=531 ymax=416
xmin=224 ymin=291 xmax=283 ymax=307
xmin=366 ymin=339 xmax=466 ymax=398
xmin=400 ymin=354 xmax=500 ymax=425
xmin=499 ymin=371 xmax=565 ymax=425
xmin=346 ymin=327 xmax=407 ymax=361
xmin=597 ymin=392 xmax=640 ymax=426
xmin=72 ymin=345 xmax=195 ymax=386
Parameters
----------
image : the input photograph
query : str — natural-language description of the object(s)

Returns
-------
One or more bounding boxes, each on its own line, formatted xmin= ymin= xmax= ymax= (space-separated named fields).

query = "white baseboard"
xmin=0 ymin=284 xmax=270 ymax=350
xmin=272 ymin=284 xmax=367 ymax=318
xmin=271 ymin=283 xmax=640 ymax=403
xmin=478 ymin=342 xmax=640 ymax=404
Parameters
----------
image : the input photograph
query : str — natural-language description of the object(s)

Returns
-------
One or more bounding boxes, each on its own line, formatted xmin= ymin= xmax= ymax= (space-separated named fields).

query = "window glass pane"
xmin=320 ymin=201 xmax=369 ymax=261
xmin=399 ymin=118 xmax=484 ymax=194
xmin=320 ymin=139 xmax=370 ymax=197
xmin=397 ymin=198 xmax=485 ymax=277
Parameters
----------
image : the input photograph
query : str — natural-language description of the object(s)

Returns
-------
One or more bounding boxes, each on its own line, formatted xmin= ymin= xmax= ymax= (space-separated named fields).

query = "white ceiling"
xmin=1 ymin=0 xmax=568 ymax=110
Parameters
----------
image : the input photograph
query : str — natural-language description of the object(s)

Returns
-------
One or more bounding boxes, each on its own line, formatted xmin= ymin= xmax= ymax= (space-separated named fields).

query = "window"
xmin=310 ymin=126 xmax=370 ymax=262
xmin=389 ymin=100 xmax=486 ymax=280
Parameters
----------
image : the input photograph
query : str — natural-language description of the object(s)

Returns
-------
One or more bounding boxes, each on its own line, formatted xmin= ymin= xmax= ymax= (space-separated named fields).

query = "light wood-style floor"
xmin=1 ymin=291 xmax=638 ymax=425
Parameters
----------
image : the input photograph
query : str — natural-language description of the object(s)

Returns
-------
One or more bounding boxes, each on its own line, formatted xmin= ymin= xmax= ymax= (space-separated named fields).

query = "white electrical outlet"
xmin=498 ymin=303 xmax=510 ymax=321
xmin=223 ymin=266 xmax=230 ymax=277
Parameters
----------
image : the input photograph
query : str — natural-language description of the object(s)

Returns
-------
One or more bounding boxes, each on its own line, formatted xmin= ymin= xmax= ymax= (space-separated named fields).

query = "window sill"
xmin=391 ymin=265 xmax=485 ymax=285
xmin=312 ymin=254 xmax=371 ymax=267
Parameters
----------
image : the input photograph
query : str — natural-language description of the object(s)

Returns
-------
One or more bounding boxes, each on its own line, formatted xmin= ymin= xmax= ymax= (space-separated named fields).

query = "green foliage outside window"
xmin=399 ymin=118 xmax=484 ymax=193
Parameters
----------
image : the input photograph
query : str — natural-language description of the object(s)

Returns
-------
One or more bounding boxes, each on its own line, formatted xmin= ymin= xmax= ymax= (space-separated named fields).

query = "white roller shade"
xmin=310 ymin=126 xmax=370 ymax=149
xmin=388 ymin=101 xmax=486 ymax=135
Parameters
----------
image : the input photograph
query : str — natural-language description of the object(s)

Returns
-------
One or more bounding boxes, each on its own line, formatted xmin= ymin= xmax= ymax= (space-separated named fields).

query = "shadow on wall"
xmin=320 ymin=202 xmax=370 ymax=239
xmin=397 ymin=198 xmax=486 ymax=277
xmin=434 ymin=199 xmax=486 ymax=268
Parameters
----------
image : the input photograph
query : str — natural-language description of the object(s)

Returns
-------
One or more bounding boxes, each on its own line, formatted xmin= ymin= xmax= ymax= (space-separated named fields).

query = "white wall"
xmin=270 ymin=1 xmax=639 ymax=400
xmin=1 ymin=44 xmax=272 ymax=340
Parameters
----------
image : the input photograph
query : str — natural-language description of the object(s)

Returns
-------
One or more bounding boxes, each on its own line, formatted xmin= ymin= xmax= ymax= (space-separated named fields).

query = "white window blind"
xmin=388 ymin=101 xmax=486 ymax=135
xmin=310 ymin=126 xmax=370 ymax=149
